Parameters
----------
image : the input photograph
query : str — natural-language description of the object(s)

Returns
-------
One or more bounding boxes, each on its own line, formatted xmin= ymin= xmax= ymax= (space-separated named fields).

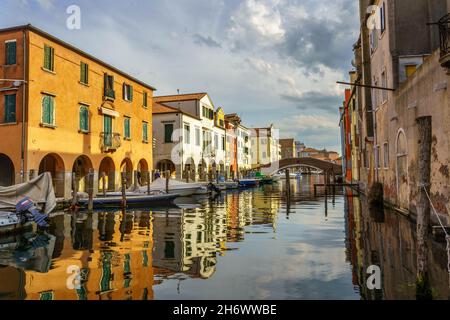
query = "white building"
xmin=153 ymin=93 xmax=226 ymax=180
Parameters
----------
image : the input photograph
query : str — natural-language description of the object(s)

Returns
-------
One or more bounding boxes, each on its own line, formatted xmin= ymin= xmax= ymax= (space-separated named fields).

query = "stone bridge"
xmin=254 ymin=157 xmax=342 ymax=176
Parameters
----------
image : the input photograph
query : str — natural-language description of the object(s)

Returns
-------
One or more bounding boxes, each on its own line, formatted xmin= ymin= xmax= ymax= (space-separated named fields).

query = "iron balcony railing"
xmin=101 ymin=132 xmax=121 ymax=151
xmin=437 ymin=13 xmax=450 ymax=58
xmin=104 ymin=88 xmax=115 ymax=100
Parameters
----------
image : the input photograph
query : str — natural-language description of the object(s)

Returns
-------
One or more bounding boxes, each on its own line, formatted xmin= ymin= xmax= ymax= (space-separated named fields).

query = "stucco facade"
xmin=0 ymin=25 xmax=155 ymax=198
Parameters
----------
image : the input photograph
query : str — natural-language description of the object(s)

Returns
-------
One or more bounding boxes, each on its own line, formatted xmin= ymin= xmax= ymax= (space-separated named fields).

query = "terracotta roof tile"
xmin=154 ymin=93 xmax=208 ymax=103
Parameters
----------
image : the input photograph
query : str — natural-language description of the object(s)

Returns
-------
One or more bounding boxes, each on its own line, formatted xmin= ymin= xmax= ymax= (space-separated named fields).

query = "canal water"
xmin=0 ymin=176 xmax=449 ymax=300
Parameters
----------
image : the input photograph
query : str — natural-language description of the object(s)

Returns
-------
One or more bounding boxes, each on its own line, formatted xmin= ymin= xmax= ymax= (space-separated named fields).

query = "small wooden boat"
xmin=77 ymin=193 xmax=180 ymax=209
xmin=0 ymin=211 xmax=33 ymax=235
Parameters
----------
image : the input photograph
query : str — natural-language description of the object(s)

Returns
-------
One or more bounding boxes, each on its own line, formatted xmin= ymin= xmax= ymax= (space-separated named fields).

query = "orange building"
xmin=0 ymin=25 xmax=155 ymax=198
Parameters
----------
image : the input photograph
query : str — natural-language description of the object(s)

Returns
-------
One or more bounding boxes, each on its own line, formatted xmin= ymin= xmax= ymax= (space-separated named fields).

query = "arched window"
xmin=79 ymin=105 xmax=89 ymax=132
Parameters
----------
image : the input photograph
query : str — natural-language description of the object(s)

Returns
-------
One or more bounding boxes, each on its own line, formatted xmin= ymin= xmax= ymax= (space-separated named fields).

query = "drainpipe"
xmin=21 ymin=30 xmax=27 ymax=182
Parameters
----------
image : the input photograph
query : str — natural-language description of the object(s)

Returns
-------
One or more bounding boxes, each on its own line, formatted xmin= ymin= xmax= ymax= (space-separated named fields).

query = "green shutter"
xmin=143 ymin=92 xmax=147 ymax=107
xmin=122 ymin=83 xmax=126 ymax=100
xmin=165 ymin=124 xmax=173 ymax=143
xmin=5 ymin=41 xmax=16 ymax=65
xmin=130 ymin=86 xmax=133 ymax=101
xmin=44 ymin=45 xmax=50 ymax=69
xmin=79 ymin=106 xmax=88 ymax=131
xmin=4 ymin=94 xmax=16 ymax=123
xmin=50 ymin=47 xmax=54 ymax=71
xmin=124 ymin=118 xmax=130 ymax=139
xmin=80 ymin=62 xmax=88 ymax=84
xmin=42 ymin=96 xmax=49 ymax=124
xmin=143 ymin=122 xmax=148 ymax=142
xmin=49 ymin=97 xmax=54 ymax=124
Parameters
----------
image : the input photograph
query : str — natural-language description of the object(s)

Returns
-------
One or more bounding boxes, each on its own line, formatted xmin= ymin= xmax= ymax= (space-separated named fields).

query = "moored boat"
xmin=238 ymin=179 xmax=259 ymax=188
xmin=77 ymin=193 xmax=179 ymax=209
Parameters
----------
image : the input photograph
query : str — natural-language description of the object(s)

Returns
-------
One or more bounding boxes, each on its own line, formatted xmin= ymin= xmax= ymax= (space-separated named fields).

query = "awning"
xmin=100 ymin=107 xmax=120 ymax=118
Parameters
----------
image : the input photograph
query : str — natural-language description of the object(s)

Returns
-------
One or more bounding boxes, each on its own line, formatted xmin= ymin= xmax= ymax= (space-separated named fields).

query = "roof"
xmin=154 ymin=93 xmax=208 ymax=103
xmin=0 ymin=24 xmax=157 ymax=91
xmin=152 ymin=102 xmax=201 ymax=120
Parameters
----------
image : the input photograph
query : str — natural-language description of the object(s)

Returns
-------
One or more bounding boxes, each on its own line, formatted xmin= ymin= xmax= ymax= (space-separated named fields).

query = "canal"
xmin=0 ymin=176 xmax=449 ymax=300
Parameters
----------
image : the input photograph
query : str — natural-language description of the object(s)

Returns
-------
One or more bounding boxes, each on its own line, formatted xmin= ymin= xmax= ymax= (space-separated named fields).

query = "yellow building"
xmin=0 ymin=25 xmax=155 ymax=198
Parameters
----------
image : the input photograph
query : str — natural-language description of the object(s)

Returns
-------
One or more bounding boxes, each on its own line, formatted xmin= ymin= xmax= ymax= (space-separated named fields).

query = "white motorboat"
xmin=145 ymin=178 xmax=206 ymax=197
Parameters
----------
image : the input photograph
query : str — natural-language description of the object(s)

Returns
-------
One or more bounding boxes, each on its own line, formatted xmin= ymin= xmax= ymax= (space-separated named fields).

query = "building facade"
xmin=279 ymin=139 xmax=295 ymax=159
xmin=0 ymin=25 xmax=154 ymax=198
xmin=153 ymin=93 xmax=227 ymax=180
xmin=343 ymin=1 xmax=450 ymax=221
xmin=250 ymin=124 xmax=281 ymax=168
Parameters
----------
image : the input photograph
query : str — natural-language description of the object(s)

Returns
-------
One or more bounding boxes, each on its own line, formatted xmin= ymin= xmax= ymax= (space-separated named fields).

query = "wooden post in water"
xmin=216 ymin=170 xmax=220 ymax=184
xmin=186 ymin=168 xmax=190 ymax=183
xmin=416 ymin=116 xmax=432 ymax=299
xmin=165 ymin=170 xmax=170 ymax=194
xmin=71 ymin=172 xmax=78 ymax=206
xmin=101 ymin=172 xmax=107 ymax=197
xmin=285 ymin=169 xmax=291 ymax=200
xmin=147 ymin=171 xmax=151 ymax=195
xmin=134 ymin=170 xmax=139 ymax=189
xmin=121 ymin=171 xmax=127 ymax=209
xmin=87 ymin=169 xmax=94 ymax=213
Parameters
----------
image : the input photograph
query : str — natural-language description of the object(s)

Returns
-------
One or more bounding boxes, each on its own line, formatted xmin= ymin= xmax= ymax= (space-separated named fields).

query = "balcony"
xmin=101 ymin=132 xmax=121 ymax=152
xmin=437 ymin=13 xmax=450 ymax=69
xmin=104 ymin=88 xmax=115 ymax=100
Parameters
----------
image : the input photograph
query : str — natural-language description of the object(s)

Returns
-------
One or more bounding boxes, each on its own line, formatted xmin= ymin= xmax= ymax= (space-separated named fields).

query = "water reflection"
xmin=0 ymin=176 xmax=449 ymax=299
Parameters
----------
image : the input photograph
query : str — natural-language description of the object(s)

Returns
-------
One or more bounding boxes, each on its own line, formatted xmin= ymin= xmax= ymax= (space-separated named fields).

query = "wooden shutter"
xmin=143 ymin=122 xmax=148 ymax=141
xmin=5 ymin=41 xmax=16 ymax=65
xmin=49 ymin=97 xmax=54 ymax=124
xmin=123 ymin=83 xmax=126 ymax=100
xmin=44 ymin=45 xmax=50 ymax=69
xmin=130 ymin=86 xmax=133 ymax=101
xmin=165 ymin=124 xmax=173 ymax=143
xmin=124 ymin=118 xmax=130 ymax=138
xmin=4 ymin=94 xmax=16 ymax=123
xmin=50 ymin=47 xmax=55 ymax=71
xmin=143 ymin=92 xmax=147 ymax=107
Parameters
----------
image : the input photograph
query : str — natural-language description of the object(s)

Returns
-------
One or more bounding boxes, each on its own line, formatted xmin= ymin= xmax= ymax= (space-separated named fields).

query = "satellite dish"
xmin=13 ymin=80 xmax=22 ymax=87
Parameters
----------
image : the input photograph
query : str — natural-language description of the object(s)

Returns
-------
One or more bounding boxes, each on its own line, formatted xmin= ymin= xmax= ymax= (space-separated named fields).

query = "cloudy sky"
xmin=1 ymin=0 xmax=359 ymax=152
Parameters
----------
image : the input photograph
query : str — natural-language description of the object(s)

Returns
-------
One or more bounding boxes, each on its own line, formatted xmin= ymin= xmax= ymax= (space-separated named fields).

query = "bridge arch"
xmin=254 ymin=157 xmax=342 ymax=176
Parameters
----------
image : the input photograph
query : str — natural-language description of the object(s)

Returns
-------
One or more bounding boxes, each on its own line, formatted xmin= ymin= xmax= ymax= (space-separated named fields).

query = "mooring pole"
xmin=121 ymin=171 xmax=127 ymax=209
xmin=102 ymin=171 xmax=107 ymax=197
xmin=285 ymin=169 xmax=291 ymax=200
xmin=165 ymin=170 xmax=170 ymax=194
xmin=87 ymin=169 xmax=94 ymax=213
xmin=216 ymin=170 xmax=220 ymax=184
xmin=71 ymin=172 xmax=78 ymax=206
xmin=186 ymin=168 xmax=190 ymax=183
xmin=147 ymin=171 xmax=151 ymax=195
xmin=416 ymin=116 xmax=432 ymax=299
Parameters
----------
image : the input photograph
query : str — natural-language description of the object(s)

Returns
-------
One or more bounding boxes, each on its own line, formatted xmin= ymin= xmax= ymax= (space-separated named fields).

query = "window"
xmin=164 ymin=123 xmax=173 ymax=143
xmin=123 ymin=83 xmax=133 ymax=101
xmin=380 ymin=2 xmax=386 ymax=34
xmin=143 ymin=91 xmax=148 ymax=108
xmin=219 ymin=119 xmax=224 ymax=127
xmin=184 ymin=123 xmax=190 ymax=144
xmin=222 ymin=135 xmax=226 ymax=151
xmin=104 ymin=73 xmax=115 ymax=99
xmin=5 ymin=40 xmax=16 ymax=65
xmin=80 ymin=62 xmax=89 ymax=84
xmin=79 ymin=105 xmax=89 ymax=132
xmin=4 ymin=94 xmax=16 ymax=123
xmin=405 ymin=65 xmax=417 ymax=78
xmin=124 ymin=117 xmax=131 ymax=140
xmin=43 ymin=44 xmax=55 ymax=71
xmin=262 ymin=151 xmax=267 ymax=158
xmin=195 ymin=127 xmax=200 ymax=146
xmin=381 ymin=71 xmax=388 ymax=103
xmin=42 ymin=95 xmax=55 ymax=125
xmin=142 ymin=121 xmax=148 ymax=142
xmin=215 ymin=133 xmax=219 ymax=150
xmin=383 ymin=142 xmax=389 ymax=168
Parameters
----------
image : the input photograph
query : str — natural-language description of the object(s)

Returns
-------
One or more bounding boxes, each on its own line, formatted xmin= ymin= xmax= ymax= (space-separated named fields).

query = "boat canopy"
xmin=0 ymin=173 xmax=56 ymax=214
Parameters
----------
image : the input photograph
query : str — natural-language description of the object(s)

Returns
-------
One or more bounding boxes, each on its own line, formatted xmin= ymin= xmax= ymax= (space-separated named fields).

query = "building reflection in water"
xmin=346 ymin=192 xmax=450 ymax=300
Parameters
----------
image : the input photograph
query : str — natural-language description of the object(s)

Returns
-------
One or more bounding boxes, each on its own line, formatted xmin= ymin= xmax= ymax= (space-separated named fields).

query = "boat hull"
xmin=78 ymin=193 xmax=179 ymax=209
